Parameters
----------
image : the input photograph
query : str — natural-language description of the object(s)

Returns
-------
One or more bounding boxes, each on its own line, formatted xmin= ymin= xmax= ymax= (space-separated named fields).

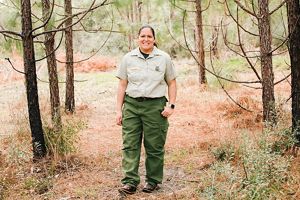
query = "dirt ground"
xmin=0 ymin=57 xmax=293 ymax=199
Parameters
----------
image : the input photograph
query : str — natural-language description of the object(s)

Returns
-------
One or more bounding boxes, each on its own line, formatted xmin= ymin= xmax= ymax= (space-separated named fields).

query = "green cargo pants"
xmin=121 ymin=95 xmax=169 ymax=187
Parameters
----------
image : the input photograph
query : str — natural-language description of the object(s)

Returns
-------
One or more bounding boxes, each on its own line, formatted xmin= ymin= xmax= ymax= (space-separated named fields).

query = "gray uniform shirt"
xmin=116 ymin=47 xmax=177 ymax=98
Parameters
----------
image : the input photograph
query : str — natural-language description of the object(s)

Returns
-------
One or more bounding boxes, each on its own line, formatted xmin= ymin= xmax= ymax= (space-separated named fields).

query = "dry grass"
xmin=216 ymin=94 xmax=263 ymax=130
xmin=56 ymin=53 xmax=117 ymax=73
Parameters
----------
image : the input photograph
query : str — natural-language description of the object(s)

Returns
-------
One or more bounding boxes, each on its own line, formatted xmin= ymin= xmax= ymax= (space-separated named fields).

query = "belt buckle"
xmin=137 ymin=97 xmax=147 ymax=102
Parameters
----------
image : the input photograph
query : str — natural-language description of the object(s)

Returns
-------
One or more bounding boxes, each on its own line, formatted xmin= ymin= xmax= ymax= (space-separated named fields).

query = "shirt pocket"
xmin=148 ymin=65 xmax=165 ymax=81
xmin=127 ymin=66 xmax=141 ymax=84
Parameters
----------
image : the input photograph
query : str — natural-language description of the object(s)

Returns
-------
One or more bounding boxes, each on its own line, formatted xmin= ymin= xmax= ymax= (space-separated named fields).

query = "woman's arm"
xmin=161 ymin=79 xmax=177 ymax=118
xmin=167 ymin=79 xmax=177 ymax=105
xmin=116 ymin=79 xmax=128 ymax=126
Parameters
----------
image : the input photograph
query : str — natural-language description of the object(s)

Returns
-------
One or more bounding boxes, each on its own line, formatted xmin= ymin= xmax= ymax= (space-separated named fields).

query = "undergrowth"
xmin=0 ymin=110 xmax=85 ymax=199
xmin=44 ymin=119 xmax=85 ymax=157
xmin=201 ymin=127 xmax=298 ymax=200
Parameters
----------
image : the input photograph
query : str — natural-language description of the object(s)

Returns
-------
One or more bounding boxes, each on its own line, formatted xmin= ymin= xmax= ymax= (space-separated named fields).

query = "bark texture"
xmin=258 ymin=0 xmax=276 ymax=123
xmin=195 ymin=0 xmax=207 ymax=85
xmin=287 ymin=0 xmax=300 ymax=143
xmin=65 ymin=0 xmax=75 ymax=113
xmin=21 ymin=0 xmax=46 ymax=158
xmin=42 ymin=0 xmax=62 ymax=130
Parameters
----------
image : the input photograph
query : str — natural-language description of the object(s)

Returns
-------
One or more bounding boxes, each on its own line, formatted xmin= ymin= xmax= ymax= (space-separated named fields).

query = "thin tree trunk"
xmin=146 ymin=1 xmax=150 ymax=24
xmin=195 ymin=0 xmax=207 ymax=85
xmin=126 ymin=3 xmax=134 ymax=50
xmin=211 ymin=26 xmax=219 ymax=59
xmin=42 ymin=0 xmax=62 ymax=130
xmin=21 ymin=0 xmax=46 ymax=159
xmin=258 ymin=0 xmax=276 ymax=123
xmin=287 ymin=0 xmax=300 ymax=143
xmin=137 ymin=0 xmax=142 ymax=23
xmin=65 ymin=0 xmax=75 ymax=113
xmin=169 ymin=2 xmax=175 ymax=31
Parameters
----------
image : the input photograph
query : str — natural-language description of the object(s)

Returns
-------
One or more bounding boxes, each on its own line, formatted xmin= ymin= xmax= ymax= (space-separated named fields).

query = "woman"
xmin=116 ymin=25 xmax=177 ymax=194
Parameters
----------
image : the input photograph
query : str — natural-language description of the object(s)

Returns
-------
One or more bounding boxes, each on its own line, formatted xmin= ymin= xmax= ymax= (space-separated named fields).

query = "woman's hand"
xmin=161 ymin=107 xmax=174 ymax=118
xmin=116 ymin=111 xmax=122 ymax=126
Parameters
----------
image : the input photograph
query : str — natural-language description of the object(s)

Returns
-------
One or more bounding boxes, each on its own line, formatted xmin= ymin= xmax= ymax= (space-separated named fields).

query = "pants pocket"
xmin=160 ymin=123 xmax=169 ymax=146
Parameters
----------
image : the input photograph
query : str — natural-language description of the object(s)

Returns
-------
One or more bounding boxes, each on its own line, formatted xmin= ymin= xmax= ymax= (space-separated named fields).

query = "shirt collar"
xmin=130 ymin=46 xmax=162 ymax=59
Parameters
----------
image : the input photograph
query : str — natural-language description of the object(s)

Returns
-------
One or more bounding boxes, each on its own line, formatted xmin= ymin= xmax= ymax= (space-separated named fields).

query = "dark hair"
xmin=138 ymin=25 xmax=158 ymax=47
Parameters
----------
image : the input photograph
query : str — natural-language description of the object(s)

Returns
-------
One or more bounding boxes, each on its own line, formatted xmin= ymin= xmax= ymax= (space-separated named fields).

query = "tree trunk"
xmin=211 ymin=26 xmax=219 ymax=59
xmin=42 ymin=0 xmax=62 ymax=130
xmin=146 ymin=1 xmax=150 ymax=24
xmin=137 ymin=0 xmax=142 ymax=23
xmin=287 ymin=0 xmax=300 ymax=143
xmin=258 ymin=0 xmax=276 ymax=123
xmin=195 ymin=0 xmax=207 ymax=85
xmin=169 ymin=1 xmax=175 ymax=30
xmin=21 ymin=0 xmax=46 ymax=159
xmin=65 ymin=0 xmax=75 ymax=113
xmin=126 ymin=3 xmax=134 ymax=50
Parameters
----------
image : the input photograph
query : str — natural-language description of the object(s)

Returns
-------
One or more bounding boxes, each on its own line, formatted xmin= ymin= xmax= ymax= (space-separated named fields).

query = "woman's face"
xmin=138 ymin=28 xmax=155 ymax=53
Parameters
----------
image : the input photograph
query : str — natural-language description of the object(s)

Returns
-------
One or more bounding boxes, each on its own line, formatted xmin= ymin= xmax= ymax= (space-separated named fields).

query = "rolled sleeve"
xmin=165 ymin=56 xmax=177 ymax=81
xmin=116 ymin=56 xmax=128 ymax=80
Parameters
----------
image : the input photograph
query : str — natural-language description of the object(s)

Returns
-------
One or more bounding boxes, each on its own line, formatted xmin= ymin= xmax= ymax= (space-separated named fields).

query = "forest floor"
xmin=0 ymin=56 xmax=298 ymax=200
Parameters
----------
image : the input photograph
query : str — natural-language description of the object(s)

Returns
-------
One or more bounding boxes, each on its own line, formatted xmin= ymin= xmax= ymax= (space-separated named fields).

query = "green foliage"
xmin=0 ymin=0 xmax=290 ymax=59
xmin=211 ymin=143 xmax=236 ymax=161
xmin=207 ymin=57 xmax=241 ymax=89
xmin=206 ymin=55 xmax=263 ymax=89
xmin=4 ymin=129 xmax=32 ymax=165
xmin=199 ymin=130 xmax=297 ymax=199
xmin=6 ymin=12 xmax=19 ymax=28
xmin=23 ymin=177 xmax=52 ymax=195
xmin=0 ymin=8 xmax=22 ymax=53
xmin=2 ymin=38 xmax=23 ymax=54
xmin=200 ymin=162 xmax=240 ymax=199
xmin=269 ymin=128 xmax=297 ymax=155
xmin=273 ymin=55 xmax=290 ymax=70
xmin=33 ymin=1 xmax=43 ymax=9
xmin=114 ymin=0 xmax=133 ymax=8
xmin=239 ymin=134 xmax=292 ymax=199
xmin=44 ymin=120 xmax=85 ymax=157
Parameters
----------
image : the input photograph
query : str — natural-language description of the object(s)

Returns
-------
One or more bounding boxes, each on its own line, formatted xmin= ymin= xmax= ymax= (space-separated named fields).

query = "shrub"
xmin=199 ymin=130 xmax=296 ymax=199
xmin=44 ymin=119 xmax=85 ymax=157
xmin=211 ymin=143 xmax=236 ymax=161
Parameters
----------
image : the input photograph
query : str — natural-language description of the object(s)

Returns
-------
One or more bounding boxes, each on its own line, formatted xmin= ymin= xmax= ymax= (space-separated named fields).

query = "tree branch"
xmin=236 ymin=7 xmax=261 ymax=81
xmin=182 ymin=10 xmax=259 ymax=84
xmin=220 ymin=23 xmax=261 ymax=59
xmin=269 ymin=0 xmax=286 ymax=15
xmin=57 ymin=13 xmax=114 ymax=64
xmin=201 ymin=0 xmax=211 ymax=12
xmin=224 ymin=0 xmax=259 ymax=37
xmin=164 ymin=16 xmax=198 ymax=53
xmin=234 ymin=0 xmax=256 ymax=17
xmin=168 ymin=0 xmax=195 ymax=13
xmin=209 ymin=42 xmax=253 ymax=112
xmin=0 ymin=25 xmax=22 ymax=37
xmin=4 ymin=58 xmax=26 ymax=75
xmin=31 ymin=0 xmax=55 ymax=34
xmin=35 ymin=31 xmax=64 ymax=62
xmin=33 ymin=0 xmax=111 ymax=38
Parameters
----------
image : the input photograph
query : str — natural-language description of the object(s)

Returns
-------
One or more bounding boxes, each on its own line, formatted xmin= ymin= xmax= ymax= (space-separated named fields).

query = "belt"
xmin=127 ymin=95 xmax=163 ymax=102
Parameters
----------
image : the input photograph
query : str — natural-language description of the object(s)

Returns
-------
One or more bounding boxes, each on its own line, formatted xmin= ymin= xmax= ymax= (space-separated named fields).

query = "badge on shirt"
xmin=155 ymin=66 xmax=160 ymax=72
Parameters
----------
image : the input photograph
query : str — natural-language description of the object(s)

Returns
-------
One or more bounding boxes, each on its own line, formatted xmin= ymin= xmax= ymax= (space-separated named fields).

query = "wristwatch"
xmin=169 ymin=103 xmax=175 ymax=109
